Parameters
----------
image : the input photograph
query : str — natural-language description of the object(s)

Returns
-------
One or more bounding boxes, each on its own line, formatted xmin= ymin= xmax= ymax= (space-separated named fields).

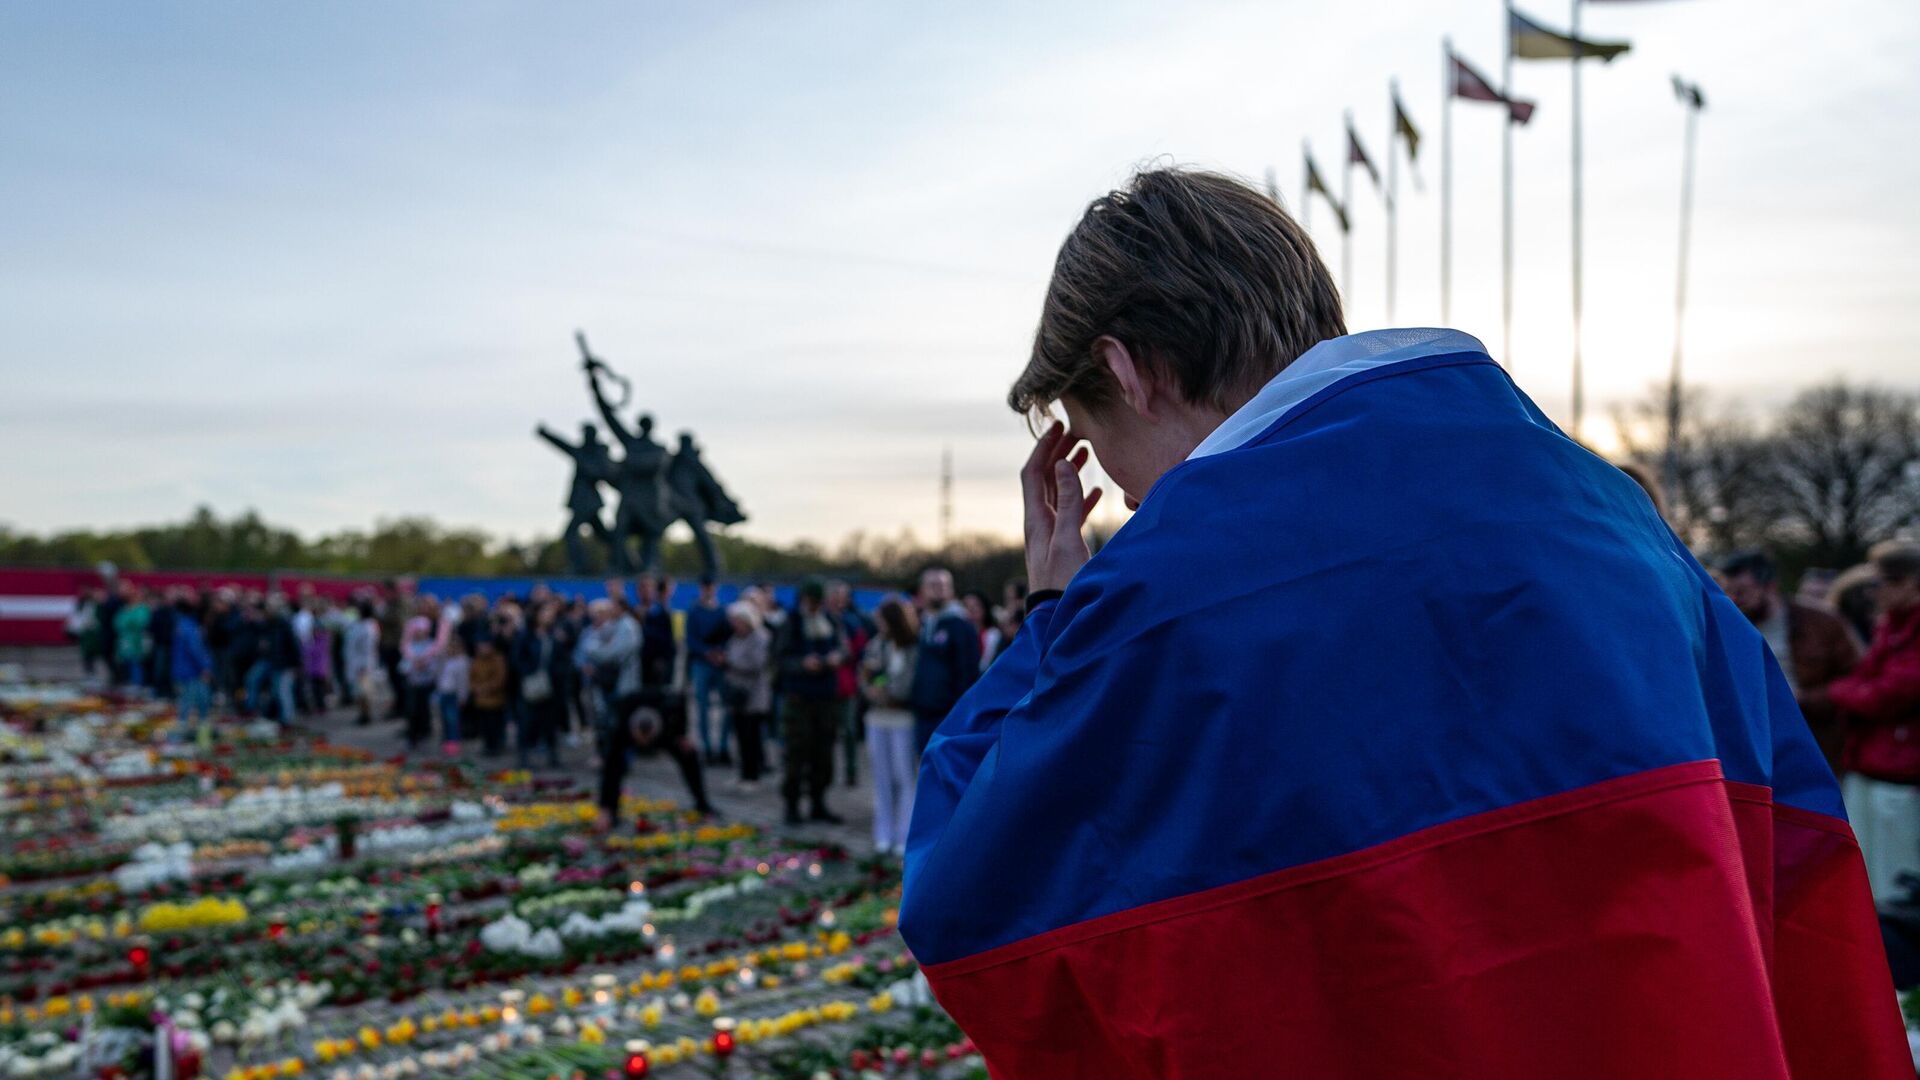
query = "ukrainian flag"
xmin=1511 ymin=6 xmax=1631 ymax=62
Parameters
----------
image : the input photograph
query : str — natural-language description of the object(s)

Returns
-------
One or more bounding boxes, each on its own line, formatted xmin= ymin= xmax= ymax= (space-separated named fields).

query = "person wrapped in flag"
xmin=900 ymin=167 xmax=1909 ymax=1078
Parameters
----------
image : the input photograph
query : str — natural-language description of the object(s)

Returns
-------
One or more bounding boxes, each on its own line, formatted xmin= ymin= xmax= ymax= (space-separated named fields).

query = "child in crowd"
xmin=435 ymin=635 xmax=470 ymax=757
xmin=469 ymin=639 xmax=509 ymax=757
xmin=400 ymin=616 xmax=439 ymax=750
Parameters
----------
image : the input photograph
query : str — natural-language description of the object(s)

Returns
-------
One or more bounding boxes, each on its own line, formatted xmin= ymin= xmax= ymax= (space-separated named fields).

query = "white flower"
xmin=525 ymin=927 xmax=563 ymax=958
xmin=479 ymin=914 xmax=532 ymax=953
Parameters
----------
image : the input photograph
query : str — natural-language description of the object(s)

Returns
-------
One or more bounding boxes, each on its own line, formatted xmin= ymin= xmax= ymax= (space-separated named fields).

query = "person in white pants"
xmin=1829 ymin=542 xmax=1920 ymax=901
xmin=862 ymin=599 xmax=922 ymax=856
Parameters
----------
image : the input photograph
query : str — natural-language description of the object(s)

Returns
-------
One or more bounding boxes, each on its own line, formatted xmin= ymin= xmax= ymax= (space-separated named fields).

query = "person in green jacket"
xmin=114 ymin=590 xmax=153 ymax=689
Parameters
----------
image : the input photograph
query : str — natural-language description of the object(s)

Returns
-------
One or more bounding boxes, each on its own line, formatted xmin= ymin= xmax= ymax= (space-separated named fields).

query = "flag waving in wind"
xmin=1346 ymin=116 xmax=1380 ymax=190
xmin=1450 ymin=50 xmax=1535 ymax=123
xmin=1673 ymin=74 xmax=1705 ymax=109
xmin=1510 ymin=6 xmax=1631 ymax=62
xmin=1392 ymin=83 xmax=1423 ymax=190
xmin=1304 ymin=147 xmax=1348 ymax=232
xmin=1392 ymin=86 xmax=1420 ymax=162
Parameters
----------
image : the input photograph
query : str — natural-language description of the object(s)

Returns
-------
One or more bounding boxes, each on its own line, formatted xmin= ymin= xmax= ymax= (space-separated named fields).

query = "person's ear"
xmin=1093 ymin=336 xmax=1157 ymax=422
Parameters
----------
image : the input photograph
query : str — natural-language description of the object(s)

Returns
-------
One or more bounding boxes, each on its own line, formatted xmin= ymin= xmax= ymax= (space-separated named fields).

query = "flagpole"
xmin=1570 ymin=0 xmax=1585 ymax=441
xmin=1665 ymin=84 xmax=1699 ymax=495
xmin=1441 ymin=38 xmax=1453 ymax=326
xmin=1502 ymin=8 xmax=1515 ymax=371
xmin=1342 ymin=111 xmax=1354 ymax=312
xmin=1387 ymin=84 xmax=1398 ymax=325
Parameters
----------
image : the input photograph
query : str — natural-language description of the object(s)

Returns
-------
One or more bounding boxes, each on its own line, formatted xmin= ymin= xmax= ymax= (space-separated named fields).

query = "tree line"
xmin=0 ymin=507 xmax=1028 ymax=597
xmin=1614 ymin=381 xmax=1920 ymax=577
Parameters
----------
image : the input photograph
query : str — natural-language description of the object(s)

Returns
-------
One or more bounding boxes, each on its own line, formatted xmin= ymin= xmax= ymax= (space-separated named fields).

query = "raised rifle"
xmin=576 ymin=329 xmax=631 ymax=409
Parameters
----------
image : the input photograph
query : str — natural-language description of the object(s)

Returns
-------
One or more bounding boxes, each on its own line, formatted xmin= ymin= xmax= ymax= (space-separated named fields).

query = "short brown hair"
xmin=1009 ymin=167 xmax=1345 ymax=421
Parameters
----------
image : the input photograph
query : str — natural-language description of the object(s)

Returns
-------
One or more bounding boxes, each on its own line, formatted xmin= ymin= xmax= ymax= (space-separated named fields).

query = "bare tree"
xmin=1613 ymin=385 xmax=1775 ymax=552
xmin=1768 ymin=383 xmax=1920 ymax=566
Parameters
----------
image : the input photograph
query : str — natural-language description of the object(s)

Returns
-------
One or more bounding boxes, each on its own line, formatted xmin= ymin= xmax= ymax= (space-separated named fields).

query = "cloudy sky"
xmin=3 ymin=1 xmax=1917 ymax=547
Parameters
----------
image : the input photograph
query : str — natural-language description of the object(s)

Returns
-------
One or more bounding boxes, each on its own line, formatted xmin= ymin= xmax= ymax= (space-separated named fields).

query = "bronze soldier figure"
xmin=534 ymin=421 xmax=617 ymax=574
xmin=666 ymin=431 xmax=746 ymax=576
xmin=586 ymin=364 xmax=675 ymax=572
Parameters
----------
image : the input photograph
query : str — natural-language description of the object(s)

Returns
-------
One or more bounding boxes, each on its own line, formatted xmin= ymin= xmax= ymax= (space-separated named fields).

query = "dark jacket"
xmin=777 ymin=606 xmax=848 ymax=701
xmin=684 ymin=603 xmax=730 ymax=660
xmin=264 ymin=615 xmax=301 ymax=671
xmin=640 ymin=601 xmax=677 ymax=683
xmin=206 ymin=608 xmax=235 ymax=653
xmin=149 ymin=605 xmax=176 ymax=657
xmin=230 ymin=616 xmax=262 ymax=670
xmin=99 ymin=595 xmax=125 ymax=661
xmin=513 ymin=628 xmax=572 ymax=687
xmin=910 ymin=605 xmax=982 ymax=719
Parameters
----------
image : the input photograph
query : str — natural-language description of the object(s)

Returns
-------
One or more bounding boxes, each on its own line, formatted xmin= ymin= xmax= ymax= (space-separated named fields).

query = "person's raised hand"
xmin=1022 ymin=421 xmax=1104 ymax=593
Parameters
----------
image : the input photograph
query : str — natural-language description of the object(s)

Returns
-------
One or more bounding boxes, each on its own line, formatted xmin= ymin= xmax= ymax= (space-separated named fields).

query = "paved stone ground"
xmin=294 ymin=703 xmax=883 ymax=857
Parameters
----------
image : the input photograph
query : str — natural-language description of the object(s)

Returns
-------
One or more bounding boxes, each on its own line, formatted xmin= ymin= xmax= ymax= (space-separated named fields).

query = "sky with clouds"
xmin=3 ymin=0 xmax=1917 ymax=548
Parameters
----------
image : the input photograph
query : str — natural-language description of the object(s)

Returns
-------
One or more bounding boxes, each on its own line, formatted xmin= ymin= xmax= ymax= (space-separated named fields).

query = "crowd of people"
xmin=1707 ymin=542 xmax=1920 ymax=911
xmin=62 ymin=568 xmax=1032 ymax=855
xmin=55 ymin=536 xmax=1920 ymax=876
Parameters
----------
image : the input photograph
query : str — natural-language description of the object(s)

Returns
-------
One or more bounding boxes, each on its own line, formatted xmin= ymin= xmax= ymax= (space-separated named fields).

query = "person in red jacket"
xmin=1830 ymin=541 xmax=1920 ymax=900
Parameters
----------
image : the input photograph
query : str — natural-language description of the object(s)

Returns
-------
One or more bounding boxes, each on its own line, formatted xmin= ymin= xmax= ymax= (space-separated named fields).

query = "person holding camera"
xmin=580 ymin=597 xmax=714 ymax=826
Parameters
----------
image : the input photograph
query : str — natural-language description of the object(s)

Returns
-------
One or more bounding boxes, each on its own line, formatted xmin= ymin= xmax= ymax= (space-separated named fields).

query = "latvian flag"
xmin=1451 ymin=49 xmax=1536 ymax=125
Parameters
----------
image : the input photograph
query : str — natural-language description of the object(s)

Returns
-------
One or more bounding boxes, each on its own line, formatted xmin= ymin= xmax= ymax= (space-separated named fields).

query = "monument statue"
xmin=543 ymin=331 xmax=745 ymax=576
xmin=666 ymin=431 xmax=747 ymax=576
xmin=534 ymin=421 xmax=617 ymax=574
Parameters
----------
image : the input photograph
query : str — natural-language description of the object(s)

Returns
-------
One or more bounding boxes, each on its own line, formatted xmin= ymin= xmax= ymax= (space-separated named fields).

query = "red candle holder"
xmin=623 ymin=1039 xmax=652 ymax=1077
xmin=711 ymin=1017 xmax=736 ymax=1058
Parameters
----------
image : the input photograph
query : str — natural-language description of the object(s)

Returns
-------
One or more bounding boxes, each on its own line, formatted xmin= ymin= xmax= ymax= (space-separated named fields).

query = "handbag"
xmin=521 ymin=639 xmax=554 ymax=703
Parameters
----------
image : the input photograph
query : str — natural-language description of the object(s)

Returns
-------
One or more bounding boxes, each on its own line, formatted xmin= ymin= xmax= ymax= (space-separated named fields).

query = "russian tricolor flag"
xmin=902 ymin=330 xmax=1910 ymax=1077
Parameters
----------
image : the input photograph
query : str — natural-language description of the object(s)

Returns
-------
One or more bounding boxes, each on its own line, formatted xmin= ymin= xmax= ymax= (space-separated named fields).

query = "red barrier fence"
xmin=0 ymin=567 xmax=386 ymax=646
